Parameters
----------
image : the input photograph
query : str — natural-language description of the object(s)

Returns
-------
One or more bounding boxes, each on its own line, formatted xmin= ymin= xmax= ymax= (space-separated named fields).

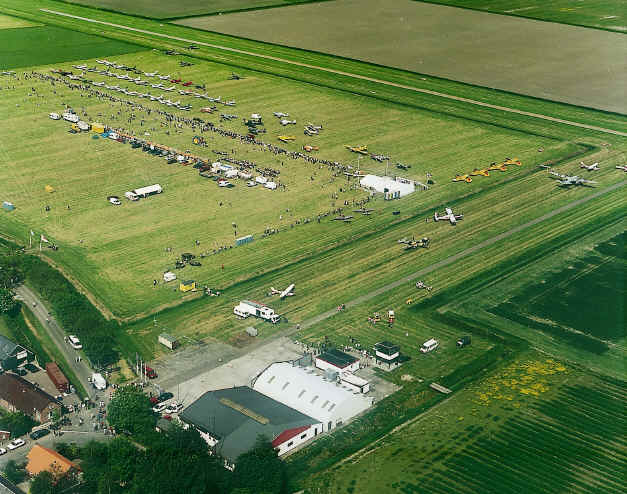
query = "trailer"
xmin=91 ymin=373 xmax=106 ymax=390
xmin=234 ymin=300 xmax=280 ymax=323
xmin=46 ymin=362 xmax=69 ymax=393
xmin=133 ymin=184 xmax=163 ymax=198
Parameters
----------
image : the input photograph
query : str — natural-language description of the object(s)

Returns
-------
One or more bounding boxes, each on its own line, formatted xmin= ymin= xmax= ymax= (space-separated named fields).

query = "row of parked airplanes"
xmin=333 ymin=207 xmax=462 ymax=225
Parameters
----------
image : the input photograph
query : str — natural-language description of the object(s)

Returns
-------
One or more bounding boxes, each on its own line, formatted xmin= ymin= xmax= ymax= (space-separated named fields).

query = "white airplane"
xmin=92 ymin=81 xmax=105 ymax=87
xmin=224 ymin=100 xmax=236 ymax=106
xmin=179 ymin=105 xmax=192 ymax=111
xmin=178 ymin=90 xmax=187 ymax=95
xmin=150 ymin=83 xmax=163 ymax=88
xmin=615 ymin=165 xmax=627 ymax=172
xmin=548 ymin=171 xmax=597 ymax=187
xmin=144 ymin=71 xmax=158 ymax=77
xmin=72 ymin=64 xmax=87 ymax=70
xmin=280 ymin=119 xmax=297 ymax=126
xmin=269 ymin=283 xmax=295 ymax=299
xmin=307 ymin=122 xmax=323 ymax=130
xmin=127 ymin=91 xmax=138 ymax=96
xmin=163 ymin=86 xmax=176 ymax=92
xmin=434 ymin=207 xmax=463 ymax=225
xmin=157 ymin=74 xmax=171 ymax=80
xmin=580 ymin=161 xmax=599 ymax=171
xmin=96 ymin=59 xmax=106 ymax=64
xmin=274 ymin=112 xmax=289 ymax=118
xmin=208 ymin=96 xmax=221 ymax=102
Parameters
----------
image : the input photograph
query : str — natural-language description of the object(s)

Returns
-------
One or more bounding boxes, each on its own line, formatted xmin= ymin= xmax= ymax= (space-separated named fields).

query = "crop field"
xmin=0 ymin=13 xmax=39 ymax=28
xmin=0 ymin=44 xmax=594 ymax=322
xmin=301 ymin=357 xmax=627 ymax=494
xmin=176 ymin=0 xmax=627 ymax=113
xmin=0 ymin=24 xmax=144 ymax=70
xmin=63 ymin=0 xmax=325 ymax=19
xmin=414 ymin=0 xmax=626 ymax=32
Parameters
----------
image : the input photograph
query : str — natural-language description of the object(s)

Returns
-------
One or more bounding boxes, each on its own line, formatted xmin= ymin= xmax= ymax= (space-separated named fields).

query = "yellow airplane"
xmin=345 ymin=144 xmax=368 ymax=155
xmin=453 ymin=173 xmax=472 ymax=183
xmin=503 ymin=158 xmax=522 ymax=166
xmin=470 ymin=168 xmax=490 ymax=177
xmin=487 ymin=162 xmax=508 ymax=172
xmin=278 ymin=135 xmax=296 ymax=143
xmin=303 ymin=145 xmax=319 ymax=152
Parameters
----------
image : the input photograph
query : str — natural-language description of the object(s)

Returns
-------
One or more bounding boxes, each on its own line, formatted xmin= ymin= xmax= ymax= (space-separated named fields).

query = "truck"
xmin=145 ymin=366 xmax=158 ymax=379
xmin=46 ymin=362 xmax=69 ymax=393
xmin=92 ymin=373 xmax=107 ymax=390
xmin=234 ymin=300 xmax=280 ymax=324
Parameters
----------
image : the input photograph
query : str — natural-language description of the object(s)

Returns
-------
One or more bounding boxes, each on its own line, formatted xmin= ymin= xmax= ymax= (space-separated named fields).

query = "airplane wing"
xmin=280 ymin=284 xmax=295 ymax=298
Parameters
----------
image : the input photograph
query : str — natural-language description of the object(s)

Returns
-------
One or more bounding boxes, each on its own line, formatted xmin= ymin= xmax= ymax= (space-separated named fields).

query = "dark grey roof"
xmin=317 ymin=348 xmax=358 ymax=368
xmin=180 ymin=386 xmax=317 ymax=462
xmin=0 ymin=475 xmax=25 ymax=494
xmin=0 ymin=335 xmax=19 ymax=361
xmin=374 ymin=341 xmax=400 ymax=356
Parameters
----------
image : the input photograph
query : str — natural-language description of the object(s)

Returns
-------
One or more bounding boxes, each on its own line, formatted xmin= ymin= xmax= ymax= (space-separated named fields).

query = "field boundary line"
xmin=40 ymin=8 xmax=627 ymax=137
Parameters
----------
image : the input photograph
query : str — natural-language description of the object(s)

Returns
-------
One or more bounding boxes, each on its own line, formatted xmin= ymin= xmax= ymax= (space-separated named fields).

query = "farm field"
xmin=175 ymin=0 xmax=627 ymax=113
xmin=0 ymin=24 xmax=144 ymax=70
xmin=63 ymin=0 xmax=328 ymax=19
xmin=414 ymin=0 xmax=626 ymax=32
xmin=0 ymin=46 xmax=595 ymax=320
xmin=301 ymin=356 xmax=626 ymax=494
xmin=0 ymin=12 xmax=39 ymax=28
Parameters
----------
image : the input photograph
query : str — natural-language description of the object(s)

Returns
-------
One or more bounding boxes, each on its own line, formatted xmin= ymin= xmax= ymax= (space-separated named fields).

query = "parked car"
xmin=68 ymin=335 xmax=82 ymax=349
xmin=0 ymin=448 xmax=7 ymax=455
xmin=108 ymin=196 xmax=121 ymax=205
xmin=420 ymin=338 xmax=439 ymax=353
xmin=7 ymin=439 xmax=25 ymax=450
xmin=163 ymin=403 xmax=183 ymax=415
xmin=152 ymin=402 xmax=170 ymax=414
xmin=30 ymin=429 xmax=50 ymax=440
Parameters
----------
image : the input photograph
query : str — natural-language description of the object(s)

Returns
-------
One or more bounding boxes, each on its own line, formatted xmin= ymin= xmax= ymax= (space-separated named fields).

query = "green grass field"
xmin=0 ymin=24 xmax=143 ymax=70
xmin=415 ymin=0 xmax=626 ymax=32
xmin=0 ymin=12 xmax=38 ymax=28
xmin=62 ymin=0 xmax=328 ymax=19
xmin=304 ymin=357 xmax=625 ymax=494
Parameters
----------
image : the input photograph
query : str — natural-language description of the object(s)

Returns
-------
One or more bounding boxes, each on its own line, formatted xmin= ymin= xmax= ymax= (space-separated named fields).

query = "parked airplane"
xmin=580 ymin=161 xmax=599 ymax=171
xmin=144 ymin=71 xmax=158 ymax=77
xmin=280 ymin=119 xmax=296 ymax=126
xmin=157 ymin=74 xmax=171 ymax=80
xmin=274 ymin=112 xmax=289 ymax=118
xmin=163 ymin=86 xmax=176 ymax=92
xmin=549 ymin=171 xmax=597 ymax=187
xmin=453 ymin=173 xmax=472 ymax=183
xmin=334 ymin=215 xmax=354 ymax=222
xmin=398 ymin=236 xmax=430 ymax=250
xmin=354 ymin=208 xmax=374 ymax=215
xmin=434 ymin=207 xmax=463 ymax=225
xmin=268 ymin=283 xmax=295 ymax=299
xmin=616 ymin=165 xmax=627 ymax=172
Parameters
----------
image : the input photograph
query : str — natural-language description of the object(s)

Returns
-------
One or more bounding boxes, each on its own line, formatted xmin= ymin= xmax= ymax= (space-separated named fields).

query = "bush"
xmin=3 ymin=459 xmax=27 ymax=484
xmin=0 ymin=411 xmax=37 ymax=437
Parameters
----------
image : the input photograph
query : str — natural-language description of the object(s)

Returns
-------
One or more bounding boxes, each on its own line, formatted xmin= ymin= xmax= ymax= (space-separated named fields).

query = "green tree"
xmin=233 ymin=436 xmax=285 ymax=494
xmin=0 ymin=411 xmax=37 ymax=437
xmin=30 ymin=471 xmax=55 ymax=494
xmin=3 ymin=459 xmax=26 ymax=484
xmin=0 ymin=287 xmax=17 ymax=314
xmin=106 ymin=387 xmax=154 ymax=435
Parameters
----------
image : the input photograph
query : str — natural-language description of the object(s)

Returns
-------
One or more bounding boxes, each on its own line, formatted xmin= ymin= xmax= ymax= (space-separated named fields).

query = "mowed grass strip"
xmin=62 ymin=0 xmax=327 ymax=19
xmin=0 ymin=13 xmax=39 ymax=29
xmin=414 ymin=0 xmax=626 ymax=32
xmin=0 ymin=24 xmax=144 ymax=69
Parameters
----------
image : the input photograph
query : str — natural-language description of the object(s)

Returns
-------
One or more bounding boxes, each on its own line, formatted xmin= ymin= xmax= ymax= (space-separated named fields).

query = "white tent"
xmin=360 ymin=175 xmax=415 ymax=197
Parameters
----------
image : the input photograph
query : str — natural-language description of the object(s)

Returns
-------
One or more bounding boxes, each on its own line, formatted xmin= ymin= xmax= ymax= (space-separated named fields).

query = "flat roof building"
xmin=179 ymin=386 xmax=321 ymax=469
xmin=253 ymin=361 xmax=373 ymax=432
xmin=315 ymin=348 xmax=359 ymax=373
xmin=374 ymin=341 xmax=401 ymax=367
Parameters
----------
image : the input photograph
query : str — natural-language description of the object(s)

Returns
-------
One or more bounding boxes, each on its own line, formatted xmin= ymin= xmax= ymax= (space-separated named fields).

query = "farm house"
xmin=252 ymin=361 xmax=373 ymax=431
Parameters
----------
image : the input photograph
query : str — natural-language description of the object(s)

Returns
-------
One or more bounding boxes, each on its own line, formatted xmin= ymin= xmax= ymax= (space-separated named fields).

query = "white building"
xmin=360 ymin=174 xmax=415 ymax=198
xmin=340 ymin=372 xmax=370 ymax=394
xmin=315 ymin=348 xmax=360 ymax=373
xmin=253 ymin=362 xmax=373 ymax=432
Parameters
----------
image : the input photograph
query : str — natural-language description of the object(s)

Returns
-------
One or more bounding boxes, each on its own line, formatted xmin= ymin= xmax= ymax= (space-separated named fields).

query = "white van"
xmin=68 ymin=335 xmax=82 ymax=349
xmin=420 ymin=338 xmax=439 ymax=353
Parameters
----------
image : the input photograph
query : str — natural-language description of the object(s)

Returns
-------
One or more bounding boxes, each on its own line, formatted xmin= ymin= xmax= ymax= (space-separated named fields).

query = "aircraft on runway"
xmin=453 ymin=173 xmax=472 ymax=183
xmin=548 ymin=171 xmax=597 ymax=187
xmin=616 ymin=165 xmax=627 ymax=172
xmin=580 ymin=161 xmax=600 ymax=171
xmin=434 ymin=207 xmax=463 ymax=225
xmin=274 ymin=112 xmax=289 ymax=118
xmin=268 ymin=284 xmax=295 ymax=299
xmin=354 ymin=208 xmax=374 ymax=215
xmin=398 ymin=236 xmax=430 ymax=250
xmin=334 ymin=215 xmax=354 ymax=222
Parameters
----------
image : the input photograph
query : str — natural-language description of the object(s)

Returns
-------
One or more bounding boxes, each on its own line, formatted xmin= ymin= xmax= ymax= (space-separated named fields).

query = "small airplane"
xmin=229 ymin=73 xmax=244 ymax=80
xmin=268 ymin=283 xmax=295 ymax=299
xmin=280 ymin=119 xmax=297 ymax=126
xmin=453 ymin=173 xmax=472 ymax=183
xmin=470 ymin=168 xmax=490 ymax=177
xmin=304 ymin=128 xmax=318 ymax=136
xmin=207 ymin=96 xmax=221 ymax=102
xmin=396 ymin=162 xmax=411 ymax=170
xmin=343 ymin=170 xmax=366 ymax=178
xmin=188 ymin=44 xmax=199 ymax=50
xmin=195 ymin=83 xmax=206 ymax=90
xmin=92 ymin=81 xmax=105 ymax=87
xmin=171 ymin=78 xmax=182 ymax=84
xmin=278 ymin=135 xmax=296 ymax=143
xmin=201 ymin=107 xmax=216 ymax=113
xmin=434 ymin=207 xmax=463 ymax=225
xmin=274 ymin=112 xmax=289 ymax=118
xmin=503 ymin=157 xmax=522 ymax=166
xmin=179 ymin=105 xmax=192 ymax=111
xmin=157 ymin=74 xmax=171 ymax=80
xmin=96 ymin=59 xmax=106 ymax=64
xmin=144 ymin=71 xmax=158 ymax=77
xmin=334 ymin=215 xmax=354 ymax=222
xmin=224 ymin=101 xmax=236 ymax=106
xmin=345 ymin=145 xmax=368 ymax=155
xmin=371 ymin=154 xmax=389 ymax=162
xmin=548 ymin=171 xmax=597 ymax=187
xmin=220 ymin=114 xmax=238 ymax=120
xmin=180 ymin=61 xmax=194 ymax=67
xmin=72 ymin=64 xmax=87 ymax=70
xmin=182 ymin=81 xmax=193 ymax=87
xmin=307 ymin=123 xmax=323 ymax=130
xmin=163 ymin=86 xmax=176 ymax=92
xmin=415 ymin=281 xmax=433 ymax=291
xmin=398 ymin=236 xmax=430 ymax=250
xmin=303 ymin=145 xmax=319 ymax=152
xmin=354 ymin=208 xmax=374 ymax=215
xmin=487 ymin=162 xmax=508 ymax=172
xmin=616 ymin=165 xmax=627 ymax=172
xmin=580 ymin=161 xmax=599 ymax=171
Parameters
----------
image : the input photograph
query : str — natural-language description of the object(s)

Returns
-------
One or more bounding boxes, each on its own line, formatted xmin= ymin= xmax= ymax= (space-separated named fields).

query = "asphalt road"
xmin=39 ymin=8 xmax=627 ymax=137
xmin=15 ymin=285 xmax=96 ymax=400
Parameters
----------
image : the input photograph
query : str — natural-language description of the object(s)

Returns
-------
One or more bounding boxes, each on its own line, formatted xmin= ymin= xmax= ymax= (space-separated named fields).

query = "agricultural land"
xmin=175 ymin=0 xmax=627 ymax=113
xmin=0 ymin=2 xmax=624 ymax=494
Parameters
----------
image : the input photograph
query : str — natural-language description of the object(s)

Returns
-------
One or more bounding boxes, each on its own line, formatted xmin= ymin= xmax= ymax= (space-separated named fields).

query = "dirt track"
xmin=39 ymin=9 xmax=627 ymax=136
xmin=177 ymin=0 xmax=627 ymax=114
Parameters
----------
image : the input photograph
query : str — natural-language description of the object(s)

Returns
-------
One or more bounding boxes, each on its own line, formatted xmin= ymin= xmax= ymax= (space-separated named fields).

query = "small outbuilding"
xmin=163 ymin=271 xmax=177 ymax=283
xmin=158 ymin=333 xmax=179 ymax=350
xmin=340 ymin=372 xmax=370 ymax=394
xmin=2 ymin=202 xmax=15 ymax=212
xmin=374 ymin=341 xmax=400 ymax=367
xmin=315 ymin=348 xmax=359 ymax=373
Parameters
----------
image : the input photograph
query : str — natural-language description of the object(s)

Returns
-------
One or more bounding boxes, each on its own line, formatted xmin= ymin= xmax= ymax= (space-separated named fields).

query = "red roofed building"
xmin=271 ymin=425 xmax=312 ymax=455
